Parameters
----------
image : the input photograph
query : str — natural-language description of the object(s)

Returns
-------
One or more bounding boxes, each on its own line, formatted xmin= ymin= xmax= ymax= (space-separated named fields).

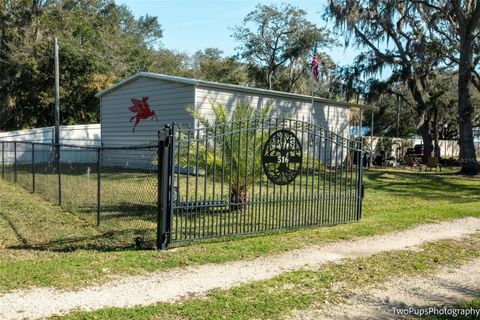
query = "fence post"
xmin=168 ymin=124 xmax=175 ymax=242
xmin=1 ymin=141 xmax=4 ymax=179
xmin=356 ymin=140 xmax=364 ymax=220
xmin=32 ymin=143 xmax=35 ymax=193
xmin=157 ymin=127 xmax=172 ymax=250
xmin=57 ymin=144 xmax=61 ymax=206
xmin=14 ymin=142 xmax=17 ymax=183
xmin=97 ymin=147 xmax=101 ymax=226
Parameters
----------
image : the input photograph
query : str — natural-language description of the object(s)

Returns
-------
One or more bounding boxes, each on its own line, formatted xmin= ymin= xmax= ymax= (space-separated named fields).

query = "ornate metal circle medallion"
xmin=262 ymin=129 xmax=302 ymax=185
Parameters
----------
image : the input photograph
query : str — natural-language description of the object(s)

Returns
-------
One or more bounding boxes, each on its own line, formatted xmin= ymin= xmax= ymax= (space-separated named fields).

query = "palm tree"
xmin=185 ymin=101 xmax=272 ymax=210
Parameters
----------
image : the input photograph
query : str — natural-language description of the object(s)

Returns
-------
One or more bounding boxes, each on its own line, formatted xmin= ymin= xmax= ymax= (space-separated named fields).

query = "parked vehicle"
xmin=405 ymin=147 xmax=415 ymax=156
xmin=405 ymin=144 xmax=424 ymax=158
xmin=414 ymin=144 xmax=424 ymax=157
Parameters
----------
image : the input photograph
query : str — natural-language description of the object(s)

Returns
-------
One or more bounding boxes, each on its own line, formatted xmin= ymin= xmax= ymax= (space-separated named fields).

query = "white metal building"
xmin=96 ymin=72 xmax=361 ymax=146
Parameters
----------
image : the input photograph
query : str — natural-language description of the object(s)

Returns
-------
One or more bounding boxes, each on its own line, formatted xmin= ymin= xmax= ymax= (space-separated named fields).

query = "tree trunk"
xmin=230 ymin=185 xmax=248 ymax=211
xmin=457 ymin=31 xmax=480 ymax=175
xmin=433 ymin=106 xmax=441 ymax=162
xmin=0 ymin=93 xmax=16 ymax=130
xmin=407 ymin=77 xmax=434 ymax=163
xmin=418 ymin=119 xmax=433 ymax=164
xmin=267 ymin=71 xmax=273 ymax=90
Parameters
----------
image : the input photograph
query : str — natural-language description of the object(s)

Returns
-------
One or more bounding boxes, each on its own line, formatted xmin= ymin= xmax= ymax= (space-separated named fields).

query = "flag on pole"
xmin=310 ymin=45 xmax=318 ymax=108
xmin=312 ymin=51 xmax=319 ymax=81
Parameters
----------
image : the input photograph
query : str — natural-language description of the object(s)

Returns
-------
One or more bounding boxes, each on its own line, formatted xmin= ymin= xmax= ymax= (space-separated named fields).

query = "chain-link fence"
xmin=0 ymin=141 xmax=159 ymax=249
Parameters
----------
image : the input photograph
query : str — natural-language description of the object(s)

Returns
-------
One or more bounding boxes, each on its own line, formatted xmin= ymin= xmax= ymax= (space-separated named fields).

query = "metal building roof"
xmin=95 ymin=72 xmax=365 ymax=109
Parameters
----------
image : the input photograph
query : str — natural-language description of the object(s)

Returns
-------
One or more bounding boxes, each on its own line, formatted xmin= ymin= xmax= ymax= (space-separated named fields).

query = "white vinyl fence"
xmin=0 ymin=124 xmax=100 ymax=145
xmin=0 ymin=124 xmax=100 ymax=164
xmin=364 ymin=136 xmax=480 ymax=159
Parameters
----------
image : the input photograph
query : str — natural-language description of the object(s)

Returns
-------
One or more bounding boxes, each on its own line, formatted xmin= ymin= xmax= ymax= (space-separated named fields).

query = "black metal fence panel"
xmin=169 ymin=118 xmax=364 ymax=243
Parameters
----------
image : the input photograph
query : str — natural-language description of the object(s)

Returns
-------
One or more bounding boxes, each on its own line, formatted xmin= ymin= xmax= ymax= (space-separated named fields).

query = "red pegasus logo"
xmin=129 ymin=97 xmax=158 ymax=133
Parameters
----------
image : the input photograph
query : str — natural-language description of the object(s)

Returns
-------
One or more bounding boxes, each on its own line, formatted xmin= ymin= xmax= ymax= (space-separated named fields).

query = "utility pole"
xmin=54 ymin=37 xmax=60 ymax=147
xmin=54 ymin=37 xmax=62 ymax=205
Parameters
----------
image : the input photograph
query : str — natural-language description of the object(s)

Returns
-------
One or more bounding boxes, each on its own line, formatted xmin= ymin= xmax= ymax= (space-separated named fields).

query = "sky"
xmin=115 ymin=0 xmax=358 ymax=67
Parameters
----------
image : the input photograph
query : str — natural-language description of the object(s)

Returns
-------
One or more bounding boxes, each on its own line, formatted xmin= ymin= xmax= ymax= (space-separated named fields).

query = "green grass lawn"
xmin=0 ymin=167 xmax=479 ymax=292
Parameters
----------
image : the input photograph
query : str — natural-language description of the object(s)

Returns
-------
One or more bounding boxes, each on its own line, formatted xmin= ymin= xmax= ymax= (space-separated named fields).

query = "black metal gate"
xmin=157 ymin=118 xmax=364 ymax=249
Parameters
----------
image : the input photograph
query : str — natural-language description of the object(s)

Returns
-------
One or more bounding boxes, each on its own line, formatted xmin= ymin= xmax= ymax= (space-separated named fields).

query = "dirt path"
xmin=290 ymin=258 xmax=480 ymax=320
xmin=1 ymin=217 xmax=479 ymax=320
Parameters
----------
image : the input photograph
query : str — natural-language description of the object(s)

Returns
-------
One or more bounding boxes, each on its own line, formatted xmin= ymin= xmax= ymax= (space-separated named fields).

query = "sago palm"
xmin=185 ymin=101 xmax=272 ymax=210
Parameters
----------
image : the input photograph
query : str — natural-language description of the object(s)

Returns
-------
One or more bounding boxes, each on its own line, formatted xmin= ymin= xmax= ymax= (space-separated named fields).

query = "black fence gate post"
xmin=97 ymin=147 xmax=101 ymax=226
xmin=32 ymin=143 xmax=35 ymax=193
xmin=356 ymin=140 xmax=364 ymax=220
xmin=157 ymin=126 xmax=173 ymax=250
xmin=168 ymin=124 xmax=175 ymax=243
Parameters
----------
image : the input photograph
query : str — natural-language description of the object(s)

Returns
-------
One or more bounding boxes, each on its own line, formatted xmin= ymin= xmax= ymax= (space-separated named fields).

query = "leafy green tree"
xmin=0 ymin=0 xmax=162 ymax=130
xmin=151 ymin=49 xmax=192 ymax=78
xmin=364 ymin=94 xmax=418 ymax=138
xmin=0 ymin=0 xmax=42 ymax=128
xmin=233 ymin=3 xmax=333 ymax=92
xmin=327 ymin=0 xmax=448 ymax=162
xmin=191 ymin=48 xmax=248 ymax=85
xmin=422 ymin=0 xmax=480 ymax=174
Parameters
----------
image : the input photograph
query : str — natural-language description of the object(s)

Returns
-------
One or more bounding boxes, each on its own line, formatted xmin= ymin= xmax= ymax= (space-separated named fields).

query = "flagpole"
xmin=311 ymin=72 xmax=314 ymax=111
xmin=311 ymin=44 xmax=317 ymax=118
